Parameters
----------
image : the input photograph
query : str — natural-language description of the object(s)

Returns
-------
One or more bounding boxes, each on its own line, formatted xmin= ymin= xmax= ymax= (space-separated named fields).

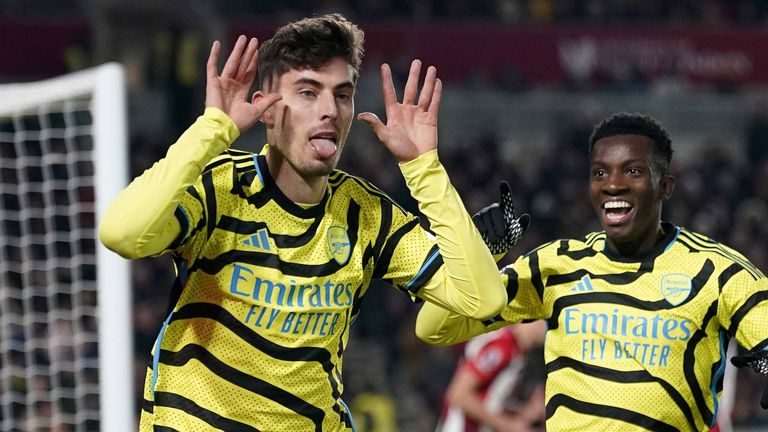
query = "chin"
xmin=602 ymin=223 xmax=631 ymax=239
xmin=304 ymin=161 xmax=336 ymax=177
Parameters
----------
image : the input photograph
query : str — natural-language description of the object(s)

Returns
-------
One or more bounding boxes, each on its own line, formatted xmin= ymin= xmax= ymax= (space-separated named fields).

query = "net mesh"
xmin=0 ymin=99 xmax=102 ymax=431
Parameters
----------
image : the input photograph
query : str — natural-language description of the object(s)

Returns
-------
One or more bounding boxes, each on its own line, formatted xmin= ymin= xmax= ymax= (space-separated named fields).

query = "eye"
xmin=335 ymin=93 xmax=352 ymax=102
xmin=592 ymin=168 xmax=606 ymax=177
xmin=627 ymin=167 xmax=642 ymax=176
xmin=299 ymin=90 xmax=317 ymax=99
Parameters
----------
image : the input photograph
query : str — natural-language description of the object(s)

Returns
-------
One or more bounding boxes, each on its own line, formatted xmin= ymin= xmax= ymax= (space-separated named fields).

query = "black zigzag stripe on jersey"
xmin=501 ymin=266 xmax=519 ymax=304
xmin=172 ymin=302 xmax=335 ymax=368
xmin=545 ymin=393 xmax=680 ymax=432
xmin=153 ymin=426 xmax=182 ymax=432
xmin=193 ymin=248 xmax=346 ymax=277
xmin=332 ymin=173 xmax=409 ymax=215
xmin=729 ymin=290 xmax=768 ymax=344
xmin=583 ymin=232 xmax=605 ymax=247
xmin=349 ymin=281 xmax=367 ymax=326
xmin=402 ymin=244 xmax=443 ymax=294
xmin=201 ymin=154 xmax=235 ymax=174
xmin=168 ymin=303 xmax=336 ymax=428
xmin=678 ymin=231 xmax=763 ymax=279
xmin=370 ymin=201 xmax=392 ymax=265
xmin=547 ymin=260 xmax=714 ymax=330
xmin=142 ymin=396 xmax=154 ymax=414
xmin=372 ymin=219 xmax=420 ymax=278
xmin=527 ymin=249 xmax=546 ymax=301
xmin=556 ymin=240 xmax=599 ymax=260
xmin=547 ymin=258 xmax=653 ymax=287
xmin=218 ymin=215 xmax=269 ymax=235
xmin=216 ymin=213 xmax=322 ymax=249
xmin=159 ymin=344 xmax=322 ymax=431
xmin=201 ymin=170 xmax=217 ymax=241
xmin=682 ymin=300 xmax=719 ymax=427
xmin=547 ymin=356 xmax=698 ymax=430
xmin=239 ymin=155 xmax=330 ymax=218
xmin=195 ymin=205 xmax=360 ymax=277
xmin=179 ymin=186 xmax=207 ymax=244
xmin=153 ymin=391 xmax=260 ymax=432
xmin=169 ymin=206 xmax=190 ymax=250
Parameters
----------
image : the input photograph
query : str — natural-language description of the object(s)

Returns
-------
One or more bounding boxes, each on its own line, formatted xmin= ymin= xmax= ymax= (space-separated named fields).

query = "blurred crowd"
xmin=167 ymin=0 xmax=768 ymax=25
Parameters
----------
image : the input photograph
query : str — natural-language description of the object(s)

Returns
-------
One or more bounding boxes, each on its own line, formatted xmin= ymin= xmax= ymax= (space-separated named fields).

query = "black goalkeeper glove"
xmin=473 ymin=181 xmax=531 ymax=256
xmin=731 ymin=349 xmax=768 ymax=409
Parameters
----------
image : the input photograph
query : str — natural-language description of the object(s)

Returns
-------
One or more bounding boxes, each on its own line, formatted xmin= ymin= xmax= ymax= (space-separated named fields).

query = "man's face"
xmin=589 ymin=134 xmax=672 ymax=249
xmin=262 ymin=57 xmax=355 ymax=177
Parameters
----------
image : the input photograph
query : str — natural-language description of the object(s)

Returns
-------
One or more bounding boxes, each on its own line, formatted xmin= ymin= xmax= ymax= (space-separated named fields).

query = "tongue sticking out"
xmin=310 ymin=138 xmax=337 ymax=159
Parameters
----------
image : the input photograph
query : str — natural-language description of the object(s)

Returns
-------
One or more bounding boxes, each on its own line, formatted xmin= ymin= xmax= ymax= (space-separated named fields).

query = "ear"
xmin=660 ymin=174 xmax=675 ymax=200
xmin=252 ymin=91 xmax=275 ymax=127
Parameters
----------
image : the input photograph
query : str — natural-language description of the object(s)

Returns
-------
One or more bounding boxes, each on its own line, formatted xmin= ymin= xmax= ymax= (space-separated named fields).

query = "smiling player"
xmin=419 ymin=112 xmax=768 ymax=431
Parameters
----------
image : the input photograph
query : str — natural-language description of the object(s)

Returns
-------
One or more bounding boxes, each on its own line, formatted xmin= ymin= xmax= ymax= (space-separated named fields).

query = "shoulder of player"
xmin=522 ymin=235 xmax=598 ymax=259
xmin=675 ymin=227 xmax=764 ymax=279
xmin=201 ymin=148 xmax=255 ymax=175
xmin=328 ymin=169 xmax=404 ymax=209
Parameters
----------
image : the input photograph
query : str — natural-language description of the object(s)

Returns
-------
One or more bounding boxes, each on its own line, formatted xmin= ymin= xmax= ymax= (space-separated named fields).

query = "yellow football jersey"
xmin=417 ymin=223 xmax=768 ymax=431
xmin=498 ymin=224 xmax=768 ymax=431
xmin=101 ymin=108 xmax=505 ymax=431
xmin=139 ymin=148 xmax=444 ymax=431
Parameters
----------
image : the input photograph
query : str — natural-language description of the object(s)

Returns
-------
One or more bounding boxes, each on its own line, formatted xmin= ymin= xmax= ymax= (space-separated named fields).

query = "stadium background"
xmin=2 ymin=0 xmax=768 ymax=430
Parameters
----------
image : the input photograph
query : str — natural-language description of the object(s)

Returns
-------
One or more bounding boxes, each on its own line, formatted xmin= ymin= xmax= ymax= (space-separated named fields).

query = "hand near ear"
xmin=205 ymin=35 xmax=282 ymax=133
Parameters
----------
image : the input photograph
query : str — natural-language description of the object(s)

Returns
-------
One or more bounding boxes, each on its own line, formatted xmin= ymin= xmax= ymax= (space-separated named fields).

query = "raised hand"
xmin=473 ymin=181 xmax=531 ymax=256
xmin=205 ymin=35 xmax=282 ymax=132
xmin=357 ymin=60 xmax=442 ymax=162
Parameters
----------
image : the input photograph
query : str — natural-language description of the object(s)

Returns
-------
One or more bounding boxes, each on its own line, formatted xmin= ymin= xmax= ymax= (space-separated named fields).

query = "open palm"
xmin=358 ymin=60 xmax=442 ymax=162
xmin=205 ymin=35 xmax=281 ymax=132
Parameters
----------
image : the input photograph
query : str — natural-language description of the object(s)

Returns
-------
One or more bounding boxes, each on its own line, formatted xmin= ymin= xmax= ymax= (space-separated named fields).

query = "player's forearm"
xmin=400 ymin=150 xmax=506 ymax=319
xmin=99 ymin=108 xmax=239 ymax=258
xmin=415 ymin=302 xmax=494 ymax=345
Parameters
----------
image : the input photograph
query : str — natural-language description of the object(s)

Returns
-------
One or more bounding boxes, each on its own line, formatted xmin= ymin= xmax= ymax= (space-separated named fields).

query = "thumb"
xmin=257 ymin=93 xmax=283 ymax=111
xmin=357 ymin=112 xmax=385 ymax=136
xmin=518 ymin=213 xmax=531 ymax=233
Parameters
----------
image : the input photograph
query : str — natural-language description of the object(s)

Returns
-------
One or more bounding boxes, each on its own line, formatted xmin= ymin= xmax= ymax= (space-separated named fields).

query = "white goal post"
xmin=0 ymin=63 xmax=132 ymax=431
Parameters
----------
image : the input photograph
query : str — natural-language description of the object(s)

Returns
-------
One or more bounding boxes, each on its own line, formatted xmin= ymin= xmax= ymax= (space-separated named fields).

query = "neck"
xmin=606 ymin=224 xmax=666 ymax=258
xmin=266 ymin=154 xmax=328 ymax=204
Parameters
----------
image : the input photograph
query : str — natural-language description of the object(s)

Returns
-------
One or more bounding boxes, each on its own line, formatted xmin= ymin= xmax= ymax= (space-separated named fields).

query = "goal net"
xmin=0 ymin=63 xmax=132 ymax=432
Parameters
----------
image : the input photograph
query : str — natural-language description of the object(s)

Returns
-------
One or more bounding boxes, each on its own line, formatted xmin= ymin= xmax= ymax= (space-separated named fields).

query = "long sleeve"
xmin=99 ymin=108 xmax=239 ymax=258
xmin=399 ymin=149 xmax=506 ymax=320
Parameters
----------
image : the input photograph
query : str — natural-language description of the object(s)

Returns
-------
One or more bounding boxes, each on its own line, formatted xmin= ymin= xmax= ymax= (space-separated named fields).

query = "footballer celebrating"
xmin=421 ymin=112 xmax=768 ymax=431
xmin=100 ymin=14 xmax=507 ymax=431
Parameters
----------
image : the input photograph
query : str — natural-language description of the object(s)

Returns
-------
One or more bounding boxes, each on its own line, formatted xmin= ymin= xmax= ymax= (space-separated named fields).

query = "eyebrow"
xmin=292 ymin=77 xmax=354 ymax=91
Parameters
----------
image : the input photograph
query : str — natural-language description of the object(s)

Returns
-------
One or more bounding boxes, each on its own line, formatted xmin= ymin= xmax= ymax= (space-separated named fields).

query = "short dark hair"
xmin=588 ymin=112 xmax=673 ymax=176
xmin=257 ymin=13 xmax=365 ymax=88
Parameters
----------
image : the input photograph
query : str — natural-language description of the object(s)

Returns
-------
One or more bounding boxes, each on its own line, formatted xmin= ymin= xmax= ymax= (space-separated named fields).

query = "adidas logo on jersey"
xmin=242 ymin=228 xmax=271 ymax=251
xmin=570 ymin=275 xmax=595 ymax=292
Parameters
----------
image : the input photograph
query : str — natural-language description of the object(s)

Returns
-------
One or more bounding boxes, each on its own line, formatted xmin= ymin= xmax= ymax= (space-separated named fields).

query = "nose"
xmin=603 ymin=171 xmax=628 ymax=195
xmin=320 ymin=92 xmax=338 ymax=121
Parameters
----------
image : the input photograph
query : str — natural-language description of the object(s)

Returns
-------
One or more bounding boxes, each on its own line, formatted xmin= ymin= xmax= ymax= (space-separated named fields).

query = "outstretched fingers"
xmin=236 ymin=38 xmax=259 ymax=82
xmin=206 ymin=41 xmax=221 ymax=82
xmin=417 ymin=66 xmax=437 ymax=110
xmin=402 ymin=59 xmax=422 ymax=105
xmin=379 ymin=63 xmax=398 ymax=117
xmin=427 ymin=78 xmax=442 ymax=116
xmin=221 ymin=35 xmax=248 ymax=78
